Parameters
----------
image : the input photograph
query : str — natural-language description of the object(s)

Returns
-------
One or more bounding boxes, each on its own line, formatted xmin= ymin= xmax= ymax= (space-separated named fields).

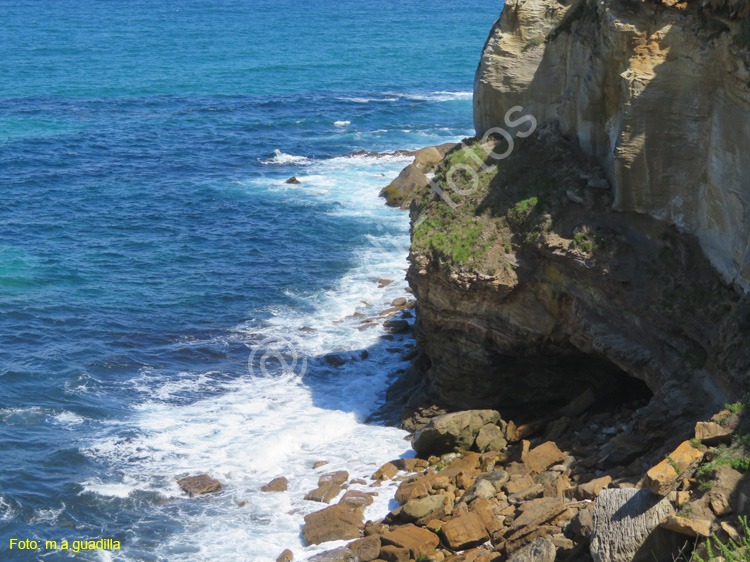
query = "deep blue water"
xmin=0 ymin=1 xmax=501 ymax=560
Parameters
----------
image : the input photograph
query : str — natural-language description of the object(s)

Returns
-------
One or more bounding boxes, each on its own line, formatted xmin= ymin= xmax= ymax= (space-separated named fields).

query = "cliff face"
xmin=474 ymin=0 xmax=750 ymax=291
xmin=400 ymin=0 xmax=750 ymax=430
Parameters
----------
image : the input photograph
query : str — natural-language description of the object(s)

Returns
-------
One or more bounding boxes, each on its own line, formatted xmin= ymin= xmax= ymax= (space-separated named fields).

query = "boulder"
xmin=570 ymin=475 xmax=611 ymax=500
xmin=660 ymin=514 xmax=711 ymax=537
xmin=177 ymin=474 xmax=222 ymax=497
xmin=380 ymin=524 xmax=440 ymax=558
xmin=306 ymin=547 xmax=356 ymax=562
xmin=590 ymin=488 xmax=685 ymax=562
xmin=276 ymin=549 xmax=293 ymax=562
xmin=302 ymin=504 xmax=364 ymax=546
xmin=475 ymin=424 xmax=507 ymax=453
xmin=459 ymin=479 xmax=497 ymax=504
xmin=379 ymin=163 xmax=431 ymax=208
xmin=507 ymin=537 xmax=556 ymax=562
xmin=412 ymin=410 xmax=502 ymax=457
xmin=384 ymin=319 xmax=409 ymax=334
xmin=261 ymin=476 xmax=288 ymax=492
xmin=313 ymin=461 xmax=329 ymax=469
xmin=441 ymin=512 xmax=489 ymax=550
xmin=402 ymin=494 xmax=446 ymax=520
xmin=305 ymin=482 xmax=342 ymax=503
xmin=521 ymin=441 xmax=565 ymax=474
xmin=320 ymin=471 xmax=349 ymax=486
xmin=339 ymin=490 xmax=374 ymax=509
xmin=391 ymin=297 xmax=408 ymax=307
xmin=380 ymin=545 xmax=410 ymax=562
xmin=285 ymin=176 xmax=301 ymax=184
xmin=695 ymin=421 xmax=733 ymax=445
xmin=644 ymin=441 xmax=704 ymax=495
xmin=347 ymin=535 xmax=381 ymax=562
xmin=372 ymin=462 xmax=398 ymax=481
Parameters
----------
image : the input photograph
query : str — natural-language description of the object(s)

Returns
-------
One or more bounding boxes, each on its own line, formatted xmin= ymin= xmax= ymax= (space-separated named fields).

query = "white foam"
xmin=333 ymin=120 xmax=351 ymax=127
xmin=261 ymin=149 xmax=312 ymax=165
xmin=78 ymin=152 xmax=433 ymax=561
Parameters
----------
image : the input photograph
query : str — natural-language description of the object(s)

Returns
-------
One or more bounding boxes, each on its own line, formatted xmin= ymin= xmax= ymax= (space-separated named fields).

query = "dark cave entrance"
xmin=495 ymin=351 xmax=654 ymax=424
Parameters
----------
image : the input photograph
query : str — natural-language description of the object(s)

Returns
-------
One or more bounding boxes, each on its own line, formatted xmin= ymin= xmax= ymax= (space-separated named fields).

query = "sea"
xmin=0 ymin=1 xmax=502 ymax=560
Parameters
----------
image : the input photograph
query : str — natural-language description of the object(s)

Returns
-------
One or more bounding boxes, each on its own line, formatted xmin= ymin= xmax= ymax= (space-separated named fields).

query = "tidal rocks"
xmin=305 ymin=470 xmax=350 ymax=504
xmin=285 ymin=176 xmax=301 ymax=184
xmin=302 ymin=504 xmax=364 ymax=545
xmin=261 ymin=476 xmax=288 ymax=492
xmin=177 ymin=474 xmax=222 ymax=497
xmin=380 ymin=524 xmax=440 ymax=558
xmin=411 ymin=410 xmax=504 ymax=456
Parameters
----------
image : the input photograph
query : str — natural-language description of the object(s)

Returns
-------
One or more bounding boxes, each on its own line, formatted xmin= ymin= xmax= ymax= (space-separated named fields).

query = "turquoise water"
xmin=0 ymin=1 xmax=502 ymax=560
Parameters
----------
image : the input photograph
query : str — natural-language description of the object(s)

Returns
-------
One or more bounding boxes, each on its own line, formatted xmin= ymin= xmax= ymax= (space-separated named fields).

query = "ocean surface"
xmin=0 ymin=1 xmax=502 ymax=560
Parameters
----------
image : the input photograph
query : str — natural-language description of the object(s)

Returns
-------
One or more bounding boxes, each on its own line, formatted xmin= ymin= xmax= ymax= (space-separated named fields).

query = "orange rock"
xmin=177 ymin=474 xmax=222 ymax=497
xmin=347 ymin=535 xmax=381 ymax=562
xmin=441 ymin=512 xmax=490 ymax=550
xmin=695 ymin=421 xmax=732 ymax=445
xmin=339 ymin=490 xmax=375 ymax=509
xmin=471 ymin=498 xmax=505 ymax=534
xmin=302 ymin=504 xmax=364 ymax=545
xmin=505 ymin=475 xmax=535 ymax=494
xmin=660 ymin=514 xmax=711 ymax=537
xmin=521 ymin=442 xmax=565 ymax=474
xmin=380 ymin=524 xmax=440 ymax=558
xmin=570 ymin=475 xmax=611 ymax=500
xmin=372 ymin=462 xmax=399 ymax=481
xmin=644 ymin=441 xmax=703 ymax=495
xmin=380 ymin=545 xmax=411 ymax=562
xmin=261 ymin=476 xmax=289 ymax=492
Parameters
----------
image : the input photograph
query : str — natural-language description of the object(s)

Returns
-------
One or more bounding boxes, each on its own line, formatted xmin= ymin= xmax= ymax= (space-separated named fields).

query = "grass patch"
xmin=692 ymin=516 xmax=750 ymax=561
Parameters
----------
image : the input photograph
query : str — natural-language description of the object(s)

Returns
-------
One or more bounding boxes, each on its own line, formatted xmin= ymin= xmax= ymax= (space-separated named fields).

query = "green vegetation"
xmin=692 ymin=516 xmax=750 ymax=561
xmin=697 ymin=443 xmax=750 ymax=488
xmin=676 ymin=503 xmax=694 ymax=518
xmin=523 ymin=37 xmax=545 ymax=51
xmin=726 ymin=402 xmax=745 ymax=414
xmin=667 ymin=455 xmax=680 ymax=474
xmin=690 ymin=438 xmax=703 ymax=450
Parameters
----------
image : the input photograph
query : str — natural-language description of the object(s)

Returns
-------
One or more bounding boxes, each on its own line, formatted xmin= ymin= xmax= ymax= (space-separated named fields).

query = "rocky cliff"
xmin=474 ymin=0 xmax=750 ymax=291
xmin=394 ymin=0 xmax=750 ymax=437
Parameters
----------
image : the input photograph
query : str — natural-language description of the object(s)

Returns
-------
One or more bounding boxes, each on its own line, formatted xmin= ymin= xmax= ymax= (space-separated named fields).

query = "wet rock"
xmin=379 ymin=163 xmax=431 ymax=208
xmin=306 ymin=547 xmax=356 ymax=562
xmin=285 ymin=176 xmax=301 ymax=184
xmin=377 ymin=278 xmax=393 ymax=288
xmin=305 ymin=482 xmax=342 ymax=504
xmin=276 ymin=549 xmax=294 ymax=562
xmin=177 ymin=474 xmax=222 ymax=497
xmin=392 ymin=297 xmax=408 ymax=307
xmin=339 ymin=490 xmax=374 ymax=509
xmin=590 ymin=488 xmax=683 ymax=562
xmin=324 ymin=354 xmax=349 ymax=367
xmin=303 ymin=504 xmax=365 ymax=545
xmin=412 ymin=410 xmax=502 ymax=457
xmin=313 ymin=461 xmax=329 ymax=469
xmin=384 ymin=319 xmax=409 ymax=334
xmin=320 ymin=471 xmax=349 ymax=486
xmin=261 ymin=476 xmax=288 ymax=493
xmin=372 ymin=462 xmax=399 ymax=481
xmin=507 ymin=537 xmax=556 ymax=562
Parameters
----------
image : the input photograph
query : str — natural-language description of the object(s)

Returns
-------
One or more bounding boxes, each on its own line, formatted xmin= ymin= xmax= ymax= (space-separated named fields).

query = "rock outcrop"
xmin=474 ymin=0 xmax=750 ymax=292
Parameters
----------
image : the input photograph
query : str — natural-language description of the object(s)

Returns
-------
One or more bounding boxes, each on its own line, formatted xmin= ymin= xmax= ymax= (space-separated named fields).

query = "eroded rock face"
xmin=474 ymin=0 xmax=750 ymax=292
xmin=590 ymin=488 xmax=684 ymax=562
xmin=403 ymin=126 xmax=749 ymax=432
